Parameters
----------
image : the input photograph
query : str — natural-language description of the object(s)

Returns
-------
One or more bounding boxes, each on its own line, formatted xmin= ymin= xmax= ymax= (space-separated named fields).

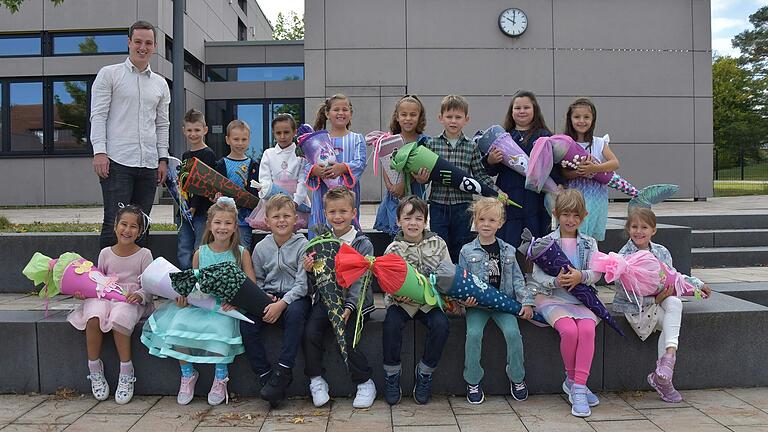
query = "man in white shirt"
xmin=91 ymin=20 xmax=171 ymax=248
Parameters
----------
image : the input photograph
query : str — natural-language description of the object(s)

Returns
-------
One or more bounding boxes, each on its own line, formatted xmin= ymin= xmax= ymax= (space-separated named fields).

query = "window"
xmin=207 ymin=65 xmax=304 ymax=82
xmin=238 ymin=20 xmax=247 ymax=41
xmin=164 ymin=37 xmax=205 ymax=82
xmin=238 ymin=0 xmax=247 ymax=15
xmin=0 ymin=34 xmax=41 ymax=57
xmin=1 ymin=77 xmax=94 ymax=156
xmin=52 ymin=32 xmax=127 ymax=55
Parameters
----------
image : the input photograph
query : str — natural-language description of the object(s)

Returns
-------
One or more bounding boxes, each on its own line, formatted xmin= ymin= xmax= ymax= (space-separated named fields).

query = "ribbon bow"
xmin=364 ymin=131 xmax=395 ymax=177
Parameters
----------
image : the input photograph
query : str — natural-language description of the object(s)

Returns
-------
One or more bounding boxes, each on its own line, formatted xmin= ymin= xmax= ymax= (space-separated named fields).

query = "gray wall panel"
xmin=265 ymin=44 xmax=305 ymax=63
xmin=0 ymin=159 xmax=45 ymax=205
xmin=695 ymin=97 xmax=714 ymax=144
xmin=205 ymin=45 xmax=266 ymax=64
xmin=694 ymin=51 xmax=713 ymax=97
xmin=553 ymin=0 xmax=692 ymax=49
xmin=695 ymin=143 xmax=714 ymax=197
xmin=264 ymin=80 xmax=304 ymax=99
xmin=304 ymin=50 xmax=326 ymax=98
xmin=43 ymin=157 xmax=102 ymax=205
xmin=0 ymin=0 xmax=43 ymax=30
xmin=43 ymin=0 xmax=137 ymax=30
xmin=205 ymin=81 xmax=266 ymax=99
xmin=693 ymin=0 xmax=712 ymax=51
xmin=406 ymin=0 xmax=553 ymax=49
xmin=0 ymin=58 xmax=43 ymax=77
xmin=554 ymin=96 xmax=695 ymax=144
xmin=608 ymin=143 xmax=696 ymax=198
xmin=325 ymin=49 xmax=406 ymax=87
xmin=303 ymin=0 xmax=325 ymax=50
xmin=325 ymin=0 xmax=405 ymax=49
xmin=554 ymin=50 xmax=694 ymax=97
xmin=406 ymin=49 xmax=554 ymax=97
xmin=41 ymin=55 xmax=124 ymax=76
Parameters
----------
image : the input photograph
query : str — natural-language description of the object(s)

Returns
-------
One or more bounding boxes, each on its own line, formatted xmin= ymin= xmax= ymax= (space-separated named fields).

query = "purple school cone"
xmin=518 ymin=228 xmax=625 ymax=337
xmin=474 ymin=125 xmax=559 ymax=213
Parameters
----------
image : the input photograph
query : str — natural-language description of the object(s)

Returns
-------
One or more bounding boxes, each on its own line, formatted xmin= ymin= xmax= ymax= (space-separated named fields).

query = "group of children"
xmin=65 ymin=91 xmax=709 ymax=419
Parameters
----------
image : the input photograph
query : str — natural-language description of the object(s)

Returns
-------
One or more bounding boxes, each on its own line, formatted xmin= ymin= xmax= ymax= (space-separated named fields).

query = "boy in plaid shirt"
xmin=413 ymin=95 xmax=499 ymax=262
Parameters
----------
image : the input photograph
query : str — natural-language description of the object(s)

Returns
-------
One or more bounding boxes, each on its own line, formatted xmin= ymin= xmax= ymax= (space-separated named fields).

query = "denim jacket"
xmin=530 ymin=229 xmax=602 ymax=296
xmin=459 ymin=237 xmax=533 ymax=306
xmin=611 ymin=240 xmax=673 ymax=314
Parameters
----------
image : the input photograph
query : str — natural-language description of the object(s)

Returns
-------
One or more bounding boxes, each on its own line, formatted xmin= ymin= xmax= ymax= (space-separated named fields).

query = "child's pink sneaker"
xmin=655 ymin=353 xmax=676 ymax=381
xmin=208 ymin=377 xmax=229 ymax=406
xmin=647 ymin=372 xmax=683 ymax=403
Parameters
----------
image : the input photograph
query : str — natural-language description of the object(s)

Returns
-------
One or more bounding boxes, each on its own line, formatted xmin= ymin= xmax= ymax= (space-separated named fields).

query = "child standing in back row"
xmin=257 ymin=113 xmax=310 ymax=211
xmin=562 ymin=98 xmax=619 ymax=241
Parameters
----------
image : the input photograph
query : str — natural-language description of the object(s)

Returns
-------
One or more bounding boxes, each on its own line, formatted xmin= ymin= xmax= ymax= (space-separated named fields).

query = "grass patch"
xmin=0 ymin=221 xmax=177 ymax=233
xmin=714 ymin=180 xmax=768 ymax=197
xmin=716 ymin=160 xmax=768 ymax=181
xmin=0 ymin=204 xmax=103 ymax=210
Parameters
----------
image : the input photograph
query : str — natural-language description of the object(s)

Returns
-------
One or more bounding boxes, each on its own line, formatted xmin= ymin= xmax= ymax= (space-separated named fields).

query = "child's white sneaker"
xmin=353 ymin=379 xmax=376 ymax=408
xmin=309 ymin=376 xmax=330 ymax=407
xmin=87 ymin=371 xmax=109 ymax=401
xmin=115 ymin=374 xmax=136 ymax=405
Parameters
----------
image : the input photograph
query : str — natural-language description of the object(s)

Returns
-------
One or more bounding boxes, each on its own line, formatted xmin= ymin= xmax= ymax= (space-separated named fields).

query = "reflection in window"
xmin=53 ymin=33 xmax=127 ymax=55
xmin=10 ymin=82 xmax=44 ymax=152
xmin=53 ymin=81 xmax=89 ymax=152
xmin=0 ymin=35 xmax=41 ymax=57
xmin=207 ymin=65 xmax=304 ymax=82
xmin=235 ymin=104 xmax=265 ymax=162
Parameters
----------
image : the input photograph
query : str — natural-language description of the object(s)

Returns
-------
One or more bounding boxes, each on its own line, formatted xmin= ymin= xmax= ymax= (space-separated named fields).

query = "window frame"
xmin=50 ymin=30 xmax=128 ymax=57
xmin=205 ymin=63 xmax=305 ymax=83
xmin=0 ymin=75 xmax=95 ymax=158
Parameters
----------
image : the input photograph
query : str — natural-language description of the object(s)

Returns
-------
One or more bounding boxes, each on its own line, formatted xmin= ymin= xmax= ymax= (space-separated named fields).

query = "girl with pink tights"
xmin=529 ymin=189 xmax=602 ymax=418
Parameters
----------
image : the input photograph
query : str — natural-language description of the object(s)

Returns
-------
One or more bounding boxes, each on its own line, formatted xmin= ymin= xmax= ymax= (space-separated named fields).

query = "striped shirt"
xmin=425 ymin=131 xmax=497 ymax=205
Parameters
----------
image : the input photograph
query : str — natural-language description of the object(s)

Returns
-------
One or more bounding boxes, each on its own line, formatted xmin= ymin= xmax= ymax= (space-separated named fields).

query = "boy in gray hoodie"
xmin=240 ymin=195 xmax=311 ymax=407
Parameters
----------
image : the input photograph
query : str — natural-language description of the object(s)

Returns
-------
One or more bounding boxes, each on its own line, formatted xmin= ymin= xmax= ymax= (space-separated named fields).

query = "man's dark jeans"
xmin=99 ymin=160 xmax=157 ymax=249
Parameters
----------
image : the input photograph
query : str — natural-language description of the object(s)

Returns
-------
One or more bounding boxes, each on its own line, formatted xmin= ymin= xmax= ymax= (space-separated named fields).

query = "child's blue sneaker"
xmin=570 ymin=384 xmax=591 ymax=417
xmin=511 ymin=381 xmax=528 ymax=401
xmin=563 ymin=377 xmax=599 ymax=407
xmin=384 ymin=371 xmax=402 ymax=405
xmin=466 ymin=383 xmax=485 ymax=404
xmin=413 ymin=368 xmax=434 ymax=405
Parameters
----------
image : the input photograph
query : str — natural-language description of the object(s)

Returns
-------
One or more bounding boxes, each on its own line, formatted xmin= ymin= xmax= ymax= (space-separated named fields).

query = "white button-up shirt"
xmin=90 ymin=57 xmax=171 ymax=169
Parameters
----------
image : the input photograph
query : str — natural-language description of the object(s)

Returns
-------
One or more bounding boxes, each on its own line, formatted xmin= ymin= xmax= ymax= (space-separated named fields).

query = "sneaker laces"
xmin=210 ymin=377 xmax=230 ymax=405
xmin=87 ymin=373 xmax=108 ymax=395
xmin=179 ymin=374 xmax=196 ymax=395
xmin=513 ymin=382 xmax=526 ymax=392
xmin=468 ymin=384 xmax=481 ymax=394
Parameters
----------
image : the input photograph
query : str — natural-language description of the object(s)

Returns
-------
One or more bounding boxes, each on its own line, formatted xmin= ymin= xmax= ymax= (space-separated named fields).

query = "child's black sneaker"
xmin=413 ymin=367 xmax=434 ymax=405
xmin=466 ymin=383 xmax=485 ymax=404
xmin=511 ymin=380 xmax=529 ymax=401
xmin=384 ymin=371 xmax=402 ymax=405
xmin=260 ymin=365 xmax=292 ymax=407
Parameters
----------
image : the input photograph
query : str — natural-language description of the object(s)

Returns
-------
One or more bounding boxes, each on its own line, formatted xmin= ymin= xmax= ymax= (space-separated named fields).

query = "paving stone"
xmin=63 ymin=413 xmax=142 ymax=432
xmin=260 ymin=413 xmax=328 ymax=431
xmin=327 ymin=399 xmax=392 ymax=432
xmin=88 ymin=396 xmax=160 ymax=415
xmin=589 ymin=419 xmax=662 ymax=431
xmin=0 ymin=395 xmax=46 ymax=423
xmin=268 ymin=398 xmax=329 ymax=417
xmin=391 ymin=396 xmax=456 ymax=427
xmin=194 ymin=427 xmax=261 ymax=432
xmin=511 ymin=395 xmax=593 ymax=432
xmin=728 ymin=427 xmax=768 ymax=431
xmin=683 ymin=389 xmax=768 ymax=426
xmin=448 ymin=395 xmax=513 ymax=415
xmin=726 ymin=388 xmax=768 ymax=412
xmin=392 ymin=426 xmax=460 ymax=432
xmin=639 ymin=407 xmax=731 ymax=432
xmin=619 ymin=391 xmax=691 ymax=410
xmin=196 ymin=398 xmax=268 ymax=428
xmin=455 ymin=413 xmax=526 ymax=431
xmin=581 ymin=392 xmax=644 ymax=421
xmin=127 ymin=396 xmax=208 ymax=432
xmin=0 ymin=425 xmax=67 ymax=432
xmin=13 ymin=397 xmax=97 ymax=424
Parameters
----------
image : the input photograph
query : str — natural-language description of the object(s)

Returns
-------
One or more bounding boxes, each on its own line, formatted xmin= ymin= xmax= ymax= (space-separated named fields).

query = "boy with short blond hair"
xmin=177 ymin=109 xmax=217 ymax=269
xmin=240 ymin=194 xmax=310 ymax=407
xmin=302 ymin=187 xmax=376 ymax=409
xmin=414 ymin=95 xmax=498 ymax=262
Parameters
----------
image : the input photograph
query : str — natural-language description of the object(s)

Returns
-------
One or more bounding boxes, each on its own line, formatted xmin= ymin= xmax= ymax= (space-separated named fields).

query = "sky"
xmin=256 ymin=0 xmax=763 ymax=58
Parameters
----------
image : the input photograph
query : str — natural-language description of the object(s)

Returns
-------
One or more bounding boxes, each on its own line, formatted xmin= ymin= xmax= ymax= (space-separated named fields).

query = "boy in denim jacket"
xmin=459 ymin=198 xmax=534 ymax=404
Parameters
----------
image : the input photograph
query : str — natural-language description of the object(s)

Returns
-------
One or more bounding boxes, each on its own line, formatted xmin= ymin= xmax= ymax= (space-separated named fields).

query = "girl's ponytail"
xmin=313 ymin=100 xmax=329 ymax=131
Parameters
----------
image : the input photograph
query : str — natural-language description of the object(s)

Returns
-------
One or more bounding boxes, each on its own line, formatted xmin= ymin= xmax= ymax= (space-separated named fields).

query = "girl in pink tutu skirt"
xmin=67 ymin=204 xmax=153 ymax=404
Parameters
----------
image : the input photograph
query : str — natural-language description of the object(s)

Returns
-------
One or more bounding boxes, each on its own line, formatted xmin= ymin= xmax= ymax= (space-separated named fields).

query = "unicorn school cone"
xmin=296 ymin=124 xmax=355 ymax=191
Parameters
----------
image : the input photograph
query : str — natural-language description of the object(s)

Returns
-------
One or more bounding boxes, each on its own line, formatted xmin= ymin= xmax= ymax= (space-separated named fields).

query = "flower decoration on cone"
xmin=169 ymin=261 xmax=273 ymax=319
xmin=526 ymin=134 xmax=678 ymax=208
xmin=473 ymin=125 xmax=559 ymax=213
xmin=296 ymin=124 xmax=355 ymax=191
xmin=388 ymin=136 xmax=522 ymax=208
xmin=518 ymin=229 xmax=625 ymax=336
xmin=305 ymin=225 xmax=350 ymax=363
xmin=179 ymin=157 xmax=259 ymax=209
xmin=23 ymin=252 xmax=128 ymax=313
xmin=590 ymin=250 xmax=707 ymax=309
xmin=140 ymin=257 xmax=254 ymax=323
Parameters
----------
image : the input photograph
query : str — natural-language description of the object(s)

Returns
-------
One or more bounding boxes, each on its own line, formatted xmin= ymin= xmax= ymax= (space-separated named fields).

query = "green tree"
xmin=1 ymin=0 xmax=63 ymax=13
xmin=712 ymin=56 xmax=768 ymax=171
xmin=272 ymin=11 xmax=304 ymax=40
xmin=733 ymin=5 xmax=768 ymax=77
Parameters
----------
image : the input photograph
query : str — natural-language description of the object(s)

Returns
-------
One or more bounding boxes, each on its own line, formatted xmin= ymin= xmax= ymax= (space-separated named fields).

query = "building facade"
xmin=0 ymin=0 xmax=712 ymax=205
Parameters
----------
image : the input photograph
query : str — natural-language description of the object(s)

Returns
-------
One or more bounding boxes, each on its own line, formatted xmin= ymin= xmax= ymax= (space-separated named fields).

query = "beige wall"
xmin=305 ymin=0 xmax=714 ymax=201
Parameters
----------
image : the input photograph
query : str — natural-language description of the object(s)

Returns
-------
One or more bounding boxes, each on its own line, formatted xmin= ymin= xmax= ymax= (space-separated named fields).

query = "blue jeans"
xmin=383 ymin=305 xmax=450 ymax=371
xmin=429 ymin=202 xmax=471 ymax=263
xmin=239 ymin=225 xmax=253 ymax=251
xmin=99 ymin=160 xmax=157 ymax=249
xmin=176 ymin=213 xmax=207 ymax=270
xmin=240 ymin=296 xmax=311 ymax=374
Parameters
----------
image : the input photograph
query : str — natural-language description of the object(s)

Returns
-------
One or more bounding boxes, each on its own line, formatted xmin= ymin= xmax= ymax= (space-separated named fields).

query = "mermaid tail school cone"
xmin=139 ymin=257 xmax=254 ymax=323
xmin=169 ymin=261 xmax=273 ymax=319
xmin=391 ymin=140 xmax=522 ymax=208
xmin=23 ymin=252 xmax=127 ymax=302
xmin=179 ymin=157 xmax=259 ymax=209
xmin=518 ymin=228 xmax=625 ymax=337
xmin=305 ymin=225 xmax=349 ymax=363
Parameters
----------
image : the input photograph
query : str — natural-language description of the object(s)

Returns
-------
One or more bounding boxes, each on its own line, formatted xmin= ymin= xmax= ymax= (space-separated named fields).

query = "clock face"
xmin=499 ymin=8 xmax=528 ymax=37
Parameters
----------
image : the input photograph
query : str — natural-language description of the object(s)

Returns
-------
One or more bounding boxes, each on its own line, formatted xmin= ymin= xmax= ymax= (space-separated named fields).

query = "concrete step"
xmin=691 ymin=228 xmax=768 ymax=248
xmin=657 ymin=214 xmax=768 ymax=230
xmin=692 ymin=246 xmax=768 ymax=268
